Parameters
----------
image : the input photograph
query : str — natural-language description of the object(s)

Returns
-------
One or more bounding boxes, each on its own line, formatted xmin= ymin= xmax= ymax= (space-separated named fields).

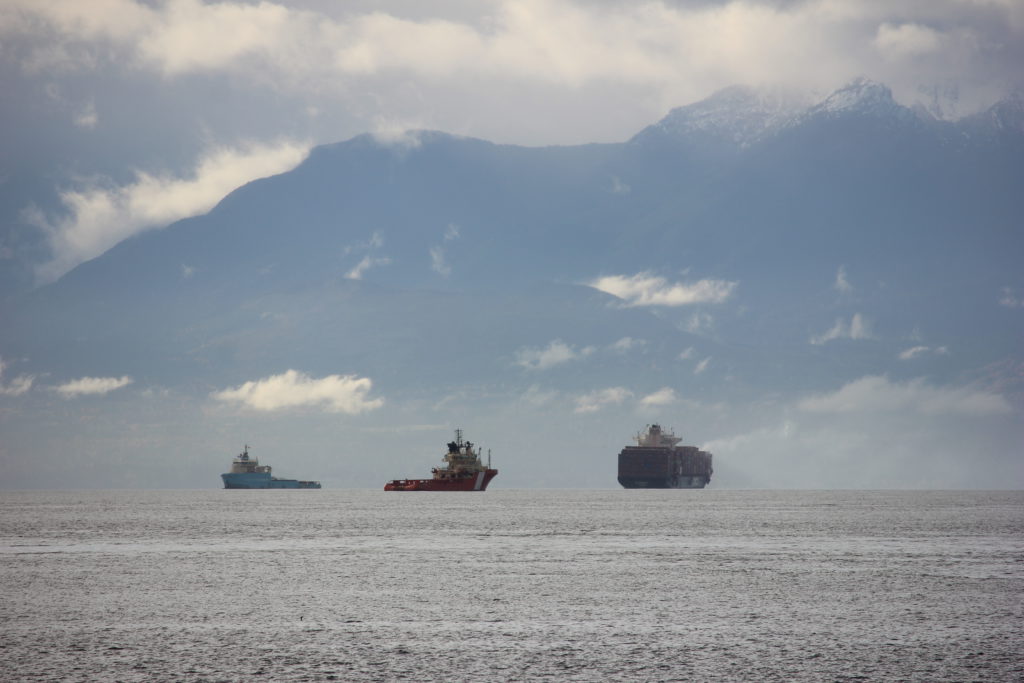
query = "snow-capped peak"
xmin=809 ymin=78 xmax=901 ymax=118
xmin=985 ymin=89 xmax=1024 ymax=134
xmin=638 ymin=84 xmax=812 ymax=148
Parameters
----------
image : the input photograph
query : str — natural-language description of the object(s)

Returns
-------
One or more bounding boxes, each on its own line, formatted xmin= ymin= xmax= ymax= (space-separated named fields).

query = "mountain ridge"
xmin=1 ymin=79 xmax=1020 ymax=489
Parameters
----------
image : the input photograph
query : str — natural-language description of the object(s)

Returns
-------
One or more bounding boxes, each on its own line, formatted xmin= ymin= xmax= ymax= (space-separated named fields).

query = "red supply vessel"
xmin=385 ymin=429 xmax=498 ymax=491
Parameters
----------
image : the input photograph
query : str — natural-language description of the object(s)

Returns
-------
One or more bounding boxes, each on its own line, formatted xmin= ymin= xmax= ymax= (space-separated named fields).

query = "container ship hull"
xmin=618 ymin=425 xmax=713 ymax=489
xmin=385 ymin=469 xmax=497 ymax=492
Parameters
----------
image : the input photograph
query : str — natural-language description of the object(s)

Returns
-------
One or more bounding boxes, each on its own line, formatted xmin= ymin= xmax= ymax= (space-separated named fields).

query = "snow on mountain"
xmin=800 ymin=77 xmax=919 ymax=125
xmin=632 ymin=84 xmax=812 ymax=148
xmin=911 ymin=82 xmax=968 ymax=121
xmin=976 ymin=89 xmax=1024 ymax=135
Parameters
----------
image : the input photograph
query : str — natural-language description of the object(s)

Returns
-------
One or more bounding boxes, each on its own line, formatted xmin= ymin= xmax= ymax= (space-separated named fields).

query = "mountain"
xmin=1 ymin=80 xmax=1021 ymax=490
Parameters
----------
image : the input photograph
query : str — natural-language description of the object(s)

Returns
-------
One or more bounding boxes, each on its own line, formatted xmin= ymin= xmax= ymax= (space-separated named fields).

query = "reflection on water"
xmin=1 ymin=489 xmax=1021 ymax=681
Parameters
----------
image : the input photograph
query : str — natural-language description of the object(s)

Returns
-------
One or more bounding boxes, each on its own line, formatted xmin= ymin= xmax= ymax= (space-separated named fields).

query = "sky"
xmin=0 ymin=0 xmax=1021 ymax=489
xmin=2 ymin=0 xmax=1023 ymax=285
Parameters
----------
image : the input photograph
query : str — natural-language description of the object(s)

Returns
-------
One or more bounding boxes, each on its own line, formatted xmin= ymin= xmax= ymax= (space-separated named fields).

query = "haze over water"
xmin=2 ymin=489 xmax=1021 ymax=681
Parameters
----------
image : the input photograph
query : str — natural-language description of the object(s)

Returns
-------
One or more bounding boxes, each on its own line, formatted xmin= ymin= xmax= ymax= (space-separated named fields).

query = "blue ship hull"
xmin=221 ymin=472 xmax=321 ymax=489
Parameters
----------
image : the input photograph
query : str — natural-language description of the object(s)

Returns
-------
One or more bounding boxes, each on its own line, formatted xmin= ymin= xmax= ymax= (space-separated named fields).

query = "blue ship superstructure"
xmin=221 ymin=445 xmax=321 ymax=489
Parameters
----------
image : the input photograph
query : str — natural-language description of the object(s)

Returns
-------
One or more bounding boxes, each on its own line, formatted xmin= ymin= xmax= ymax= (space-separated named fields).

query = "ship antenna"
xmin=455 ymin=428 xmax=463 ymax=447
xmin=488 ymin=448 xmax=491 ymax=468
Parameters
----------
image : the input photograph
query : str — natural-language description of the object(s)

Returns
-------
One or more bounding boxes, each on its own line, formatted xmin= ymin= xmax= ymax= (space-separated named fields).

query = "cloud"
xmin=679 ymin=347 xmax=695 ymax=360
xmin=346 ymin=255 xmax=392 ymax=280
xmin=342 ymin=231 xmax=385 ymax=257
xmin=0 ymin=358 xmax=34 ymax=396
xmin=425 ymin=225 xmax=463 ymax=277
xmin=694 ymin=357 xmax=712 ymax=375
xmin=138 ymin=0 xmax=306 ymax=76
xmin=31 ymin=139 xmax=310 ymax=283
xmin=430 ymin=246 xmax=451 ymax=277
xmin=370 ymin=125 xmax=425 ymax=149
xmin=574 ymin=386 xmax=632 ymax=414
xmin=1000 ymin=287 xmax=1024 ymax=308
xmin=875 ymin=23 xmax=944 ymax=61
xmin=74 ymin=100 xmax=98 ymax=128
xmin=589 ymin=272 xmax=737 ymax=307
xmin=686 ymin=312 xmax=715 ymax=334
xmin=55 ymin=375 xmax=133 ymax=398
xmin=898 ymin=345 xmax=949 ymax=360
xmin=810 ymin=313 xmax=873 ymax=345
xmin=516 ymin=339 xmax=595 ymax=370
xmin=609 ymin=336 xmax=645 ymax=353
xmin=5 ymin=0 xmax=1021 ymax=151
xmin=518 ymin=384 xmax=559 ymax=408
xmin=640 ymin=387 xmax=677 ymax=406
xmin=798 ymin=375 xmax=1012 ymax=417
xmin=898 ymin=346 xmax=929 ymax=360
xmin=212 ymin=369 xmax=383 ymax=413
xmin=835 ymin=265 xmax=852 ymax=293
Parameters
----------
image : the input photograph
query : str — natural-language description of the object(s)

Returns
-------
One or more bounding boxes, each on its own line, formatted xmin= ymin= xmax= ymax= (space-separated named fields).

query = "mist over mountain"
xmin=2 ymin=80 xmax=1021 ymax=490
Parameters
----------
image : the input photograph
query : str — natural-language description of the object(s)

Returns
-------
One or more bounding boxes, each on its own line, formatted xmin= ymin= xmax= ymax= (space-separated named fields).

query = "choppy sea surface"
xmin=1 ymin=489 xmax=1021 ymax=682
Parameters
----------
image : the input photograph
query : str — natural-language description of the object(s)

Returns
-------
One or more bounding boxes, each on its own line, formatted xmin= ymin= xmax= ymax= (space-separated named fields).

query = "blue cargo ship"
xmin=221 ymin=445 xmax=321 ymax=489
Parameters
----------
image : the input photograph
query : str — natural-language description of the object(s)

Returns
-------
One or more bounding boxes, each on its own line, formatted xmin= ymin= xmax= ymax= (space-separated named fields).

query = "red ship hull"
xmin=384 ymin=469 xmax=498 ymax=491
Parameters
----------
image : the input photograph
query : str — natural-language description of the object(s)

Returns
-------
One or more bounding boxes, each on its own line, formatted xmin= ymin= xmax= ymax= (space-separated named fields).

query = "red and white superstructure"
xmin=385 ymin=429 xmax=498 ymax=492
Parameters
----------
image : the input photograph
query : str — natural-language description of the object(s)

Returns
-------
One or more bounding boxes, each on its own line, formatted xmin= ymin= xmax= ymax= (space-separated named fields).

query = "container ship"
xmin=618 ymin=424 xmax=712 ymax=489
xmin=385 ymin=429 xmax=497 ymax=491
xmin=221 ymin=445 xmax=321 ymax=489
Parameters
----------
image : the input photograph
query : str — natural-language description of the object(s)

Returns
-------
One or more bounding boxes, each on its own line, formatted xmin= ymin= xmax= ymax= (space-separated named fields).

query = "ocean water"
xmin=1 ymin=489 xmax=1021 ymax=682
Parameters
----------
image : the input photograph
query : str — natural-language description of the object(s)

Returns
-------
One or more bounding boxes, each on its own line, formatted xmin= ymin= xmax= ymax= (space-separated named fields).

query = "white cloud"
xmin=5 ymin=0 xmax=1020 ymax=150
xmin=875 ymin=23 xmax=944 ymax=61
xmin=694 ymin=357 xmax=712 ymax=375
xmin=898 ymin=345 xmax=929 ymax=360
xmin=810 ymin=313 xmax=873 ymax=345
xmin=1000 ymin=287 xmax=1024 ymax=308
xmin=212 ymin=369 xmax=383 ymax=414
xmin=346 ymin=255 xmax=392 ymax=280
xmin=427 ymin=226 xmax=462 ymax=277
xmin=74 ymin=100 xmax=98 ymax=128
xmin=139 ymin=0 xmax=305 ymax=76
xmin=589 ymin=271 xmax=737 ymax=307
xmin=574 ymin=386 xmax=632 ymax=414
xmin=0 ymin=357 xmax=34 ymax=397
xmin=898 ymin=345 xmax=949 ymax=360
xmin=342 ymin=231 xmax=385 ymax=256
xmin=32 ymin=140 xmax=310 ymax=283
xmin=835 ymin=265 xmax=852 ymax=293
xmin=430 ymin=246 xmax=451 ymax=277
xmin=686 ymin=312 xmax=715 ymax=334
xmin=798 ymin=375 xmax=1012 ymax=417
xmin=370 ymin=124 xmax=425 ymax=149
xmin=519 ymin=384 xmax=559 ymax=408
xmin=640 ymin=387 xmax=677 ymax=406
xmin=609 ymin=336 xmax=645 ymax=353
xmin=679 ymin=346 xmax=695 ymax=360
xmin=516 ymin=339 xmax=595 ymax=370
xmin=55 ymin=375 xmax=133 ymax=398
